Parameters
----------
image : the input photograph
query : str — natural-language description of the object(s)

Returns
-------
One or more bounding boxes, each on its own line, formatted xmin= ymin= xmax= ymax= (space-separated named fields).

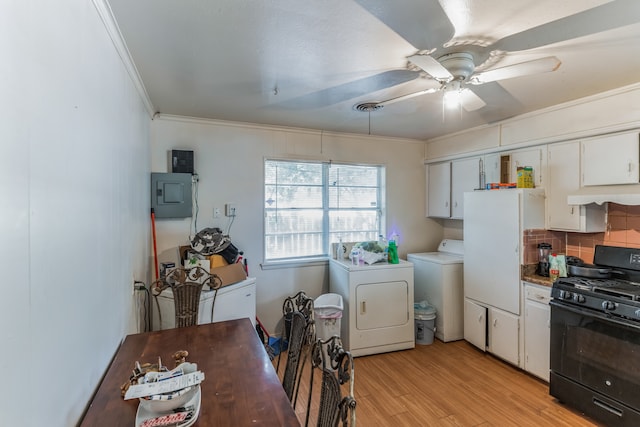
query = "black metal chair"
xmin=305 ymin=335 xmax=356 ymax=427
xmin=277 ymin=291 xmax=316 ymax=408
xmin=152 ymin=266 xmax=222 ymax=328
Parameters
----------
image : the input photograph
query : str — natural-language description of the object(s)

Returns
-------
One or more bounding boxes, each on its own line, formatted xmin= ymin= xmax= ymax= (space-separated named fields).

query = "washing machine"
xmin=408 ymin=239 xmax=464 ymax=342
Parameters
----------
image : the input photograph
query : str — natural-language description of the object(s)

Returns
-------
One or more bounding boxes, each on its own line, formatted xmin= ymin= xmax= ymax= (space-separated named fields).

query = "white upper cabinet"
xmin=426 ymin=162 xmax=451 ymax=218
xmin=582 ymin=132 xmax=640 ymax=186
xmin=427 ymin=157 xmax=482 ymax=219
xmin=547 ymin=142 xmax=606 ymax=232
xmin=509 ymin=147 xmax=544 ymax=188
xmin=451 ymin=158 xmax=481 ymax=219
xmin=483 ymin=153 xmax=501 ymax=185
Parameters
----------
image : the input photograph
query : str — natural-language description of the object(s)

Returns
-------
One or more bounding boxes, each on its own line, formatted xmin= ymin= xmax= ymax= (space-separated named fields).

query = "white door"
xmin=464 ymin=298 xmax=486 ymax=351
xmin=451 ymin=157 xmax=481 ymax=219
xmin=582 ymin=132 xmax=640 ymax=185
xmin=547 ymin=141 xmax=581 ymax=231
xmin=463 ymin=190 xmax=521 ymax=314
xmin=427 ymin=162 xmax=451 ymax=218
xmin=356 ymin=281 xmax=409 ymax=330
xmin=488 ymin=307 xmax=520 ymax=366
xmin=524 ymin=293 xmax=550 ymax=381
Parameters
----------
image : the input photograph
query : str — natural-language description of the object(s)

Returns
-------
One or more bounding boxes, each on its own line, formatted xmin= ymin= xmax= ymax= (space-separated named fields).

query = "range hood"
xmin=567 ymin=185 xmax=640 ymax=206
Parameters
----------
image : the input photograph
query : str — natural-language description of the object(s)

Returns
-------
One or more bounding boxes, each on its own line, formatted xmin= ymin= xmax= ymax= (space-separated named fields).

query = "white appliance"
xmin=407 ymin=239 xmax=464 ymax=342
xmin=152 ymin=277 xmax=257 ymax=330
xmin=329 ymin=258 xmax=414 ymax=357
xmin=463 ymin=189 xmax=545 ymax=366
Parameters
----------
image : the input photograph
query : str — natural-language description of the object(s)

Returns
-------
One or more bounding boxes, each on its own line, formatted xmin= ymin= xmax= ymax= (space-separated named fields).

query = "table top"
xmin=80 ymin=318 xmax=299 ymax=426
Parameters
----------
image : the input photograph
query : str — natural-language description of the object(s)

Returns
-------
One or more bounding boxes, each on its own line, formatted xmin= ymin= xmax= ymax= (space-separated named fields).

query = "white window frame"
xmin=264 ymin=159 xmax=385 ymax=264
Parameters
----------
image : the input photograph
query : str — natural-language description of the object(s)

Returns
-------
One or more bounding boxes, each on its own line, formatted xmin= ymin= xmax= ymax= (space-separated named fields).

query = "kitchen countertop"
xmin=521 ymin=264 xmax=554 ymax=287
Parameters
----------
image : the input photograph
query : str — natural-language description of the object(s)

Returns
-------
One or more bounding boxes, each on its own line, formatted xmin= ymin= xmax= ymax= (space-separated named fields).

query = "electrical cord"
xmin=134 ymin=280 xmax=150 ymax=332
xmin=190 ymin=173 xmax=200 ymax=240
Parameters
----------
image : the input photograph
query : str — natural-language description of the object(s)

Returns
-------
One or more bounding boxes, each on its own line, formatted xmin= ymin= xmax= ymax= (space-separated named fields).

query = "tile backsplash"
xmin=524 ymin=203 xmax=640 ymax=264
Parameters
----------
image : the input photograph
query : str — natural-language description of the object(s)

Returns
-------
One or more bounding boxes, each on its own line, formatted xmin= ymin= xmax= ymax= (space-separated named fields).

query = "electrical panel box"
xmin=171 ymin=150 xmax=194 ymax=174
xmin=151 ymin=173 xmax=192 ymax=218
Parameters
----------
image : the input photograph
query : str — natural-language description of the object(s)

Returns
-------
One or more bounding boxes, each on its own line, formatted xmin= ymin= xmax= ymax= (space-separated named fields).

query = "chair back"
xmin=306 ymin=336 xmax=356 ymax=427
xmin=153 ymin=266 xmax=222 ymax=328
xmin=277 ymin=291 xmax=316 ymax=408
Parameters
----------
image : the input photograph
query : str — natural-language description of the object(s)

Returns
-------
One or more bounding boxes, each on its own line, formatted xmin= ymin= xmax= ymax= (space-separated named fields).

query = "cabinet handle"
xmin=445 ymin=201 xmax=449 ymax=207
xmin=361 ymin=301 xmax=366 ymax=314
xmin=570 ymin=206 xmax=574 ymax=215
xmin=478 ymin=314 xmax=483 ymax=323
xmin=629 ymin=162 xmax=633 ymax=173
xmin=493 ymin=319 xmax=498 ymax=327
xmin=454 ymin=201 xmax=458 ymax=207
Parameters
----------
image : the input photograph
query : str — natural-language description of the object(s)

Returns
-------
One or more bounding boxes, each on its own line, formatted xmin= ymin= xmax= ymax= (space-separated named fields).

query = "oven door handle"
xmin=550 ymin=300 xmax=640 ymax=331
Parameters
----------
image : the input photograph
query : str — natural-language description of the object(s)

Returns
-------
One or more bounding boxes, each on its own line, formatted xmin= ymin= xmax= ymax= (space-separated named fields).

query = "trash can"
xmin=314 ymin=293 xmax=344 ymax=341
xmin=414 ymin=301 xmax=437 ymax=345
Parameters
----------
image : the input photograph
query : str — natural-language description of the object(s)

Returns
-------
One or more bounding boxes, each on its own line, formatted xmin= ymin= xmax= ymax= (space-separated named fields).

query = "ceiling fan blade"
xmin=275 ymin=70 xmax=419 ymax=109
xmin=408 ymin=54 xmax=453 ymax=81
xmin=490 ymin=0 xmax=640 ymax=53
xmin=376 ymin=87 xmax=440 ymax=107
xmin=354 ymin=0 xmax=455 ymax=51
xmin=470 ymin=56 xmax=561 ymax=85
xmin=460 ymin=89 xmax=486 ymax=112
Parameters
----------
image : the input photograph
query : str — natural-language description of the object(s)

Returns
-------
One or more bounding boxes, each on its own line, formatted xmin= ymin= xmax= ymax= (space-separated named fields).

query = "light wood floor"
xmin=277 ymin=339 xmax=604 ymax=426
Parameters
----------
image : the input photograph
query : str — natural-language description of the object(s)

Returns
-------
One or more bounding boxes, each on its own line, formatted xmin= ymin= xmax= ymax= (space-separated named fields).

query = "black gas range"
xmin=550 ymin=245 xmax=640 ymax=426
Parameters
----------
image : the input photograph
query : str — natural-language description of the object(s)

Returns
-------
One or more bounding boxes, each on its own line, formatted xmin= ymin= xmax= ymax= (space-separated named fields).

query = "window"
xmin=264 ymin=159 xmax=385 ymax=261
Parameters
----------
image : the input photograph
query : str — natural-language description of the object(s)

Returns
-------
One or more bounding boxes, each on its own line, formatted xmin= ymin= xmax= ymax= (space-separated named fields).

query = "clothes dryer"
xmin=408 ymin=239 xmax=464 ymax=342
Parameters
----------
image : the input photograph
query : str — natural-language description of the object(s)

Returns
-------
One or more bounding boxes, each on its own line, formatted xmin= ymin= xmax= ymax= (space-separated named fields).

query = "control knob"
xmin=602 ymin=301 xmax=616 ymax=311
xmin=573 ymin=294 xmax=586 ymax=304
xmin=559 ymin=290 xmax=572 ymax=300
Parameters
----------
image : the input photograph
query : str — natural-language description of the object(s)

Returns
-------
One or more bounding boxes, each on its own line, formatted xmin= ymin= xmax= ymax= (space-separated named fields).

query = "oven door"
xmin=550 ymin=300 xmax=640 ymax=411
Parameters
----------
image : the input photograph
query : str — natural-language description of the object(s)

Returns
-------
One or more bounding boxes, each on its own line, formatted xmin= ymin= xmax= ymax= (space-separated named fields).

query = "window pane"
xmin=329 ymin=187 xmax=378 ymax=208
xmin=328 ymin=164 xmax=378 ymax=186
xmin=265 ymin=209 xmax=323 ymax=258
xmin=265 ymin=185 xmax=322 ymax=209
xmin=265 ymin=161 xmax=322 ymax=185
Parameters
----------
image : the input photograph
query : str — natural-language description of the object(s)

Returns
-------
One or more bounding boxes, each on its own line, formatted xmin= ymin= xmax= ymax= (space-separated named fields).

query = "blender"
xmin=536 ymin=242 xmax=552 ymax=277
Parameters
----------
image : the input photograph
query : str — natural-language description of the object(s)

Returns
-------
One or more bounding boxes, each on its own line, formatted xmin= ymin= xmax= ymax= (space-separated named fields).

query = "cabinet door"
xmin=524 ymin=296 xmax=550 ymax=382
xmin=427 ymin=162 xmax=451 ymax=218
xmin=356 ymin=281 xmax=409 ymax=330
xmin=464 ymin=298 xmax=486 ymax=351
xmin=509 ymin=148 xmax=544 ymax=188
xmin=483 ymin=153 xmax=501 ymax=185
xmin=451 ymin=157 xmax=481 ymax=219
xmin=488 ymin=307 xmax=520 ymax=366
xmin=547 ymin=141 xmax=581 ymax=230
xmin=582 ymin=132 xmax=640 ymax=185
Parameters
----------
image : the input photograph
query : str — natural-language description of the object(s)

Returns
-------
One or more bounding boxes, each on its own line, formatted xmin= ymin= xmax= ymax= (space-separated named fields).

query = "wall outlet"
xmin=214 ymin=207 xmax=221 ymax=218
xmin=225 ymin=203 xmax=236 ymax=217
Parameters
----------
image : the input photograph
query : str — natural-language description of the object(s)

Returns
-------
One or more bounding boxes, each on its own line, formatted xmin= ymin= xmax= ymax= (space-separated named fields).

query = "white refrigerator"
xmin=463 ymin=189 xmax=545 ymax=364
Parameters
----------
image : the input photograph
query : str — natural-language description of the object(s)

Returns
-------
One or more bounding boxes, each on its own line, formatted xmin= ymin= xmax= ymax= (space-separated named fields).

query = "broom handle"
xmin=151 ymin=208 xmax=159 ymax=281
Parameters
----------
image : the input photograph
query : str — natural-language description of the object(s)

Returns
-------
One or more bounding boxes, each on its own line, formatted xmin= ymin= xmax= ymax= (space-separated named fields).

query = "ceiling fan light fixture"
xmin=443 ymin=80 xmax=463 ymax=109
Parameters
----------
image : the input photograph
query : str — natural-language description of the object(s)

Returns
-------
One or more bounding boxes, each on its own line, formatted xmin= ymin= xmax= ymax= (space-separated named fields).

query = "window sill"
xmin=260 ymin=257 xmax=329 ymax=270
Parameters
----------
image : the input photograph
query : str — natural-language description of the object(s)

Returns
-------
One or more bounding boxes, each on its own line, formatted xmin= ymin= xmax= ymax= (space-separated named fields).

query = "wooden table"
xmin=80 ymin=318 xmax=299 ymax=426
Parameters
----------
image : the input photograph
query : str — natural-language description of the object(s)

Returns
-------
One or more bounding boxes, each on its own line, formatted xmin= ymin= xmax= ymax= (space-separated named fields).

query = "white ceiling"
xmin=107 ymin=0 xmax=640 ymax=140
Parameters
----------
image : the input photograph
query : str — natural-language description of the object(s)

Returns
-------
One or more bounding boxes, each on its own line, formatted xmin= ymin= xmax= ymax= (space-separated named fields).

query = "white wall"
xmin=151 ymin=116 xmax=443 ymax=333
xmin=1 ymin=2 xmax=150 ymax=425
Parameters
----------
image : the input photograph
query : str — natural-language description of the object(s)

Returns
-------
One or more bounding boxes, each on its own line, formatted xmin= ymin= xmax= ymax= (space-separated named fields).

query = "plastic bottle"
xmin=337 ymin=238 xmax=345 ymax=260
xmin=378 ymin=234 xmax=388 ymax=258
xmin=388 ymin=240 xmax=399 ymax=264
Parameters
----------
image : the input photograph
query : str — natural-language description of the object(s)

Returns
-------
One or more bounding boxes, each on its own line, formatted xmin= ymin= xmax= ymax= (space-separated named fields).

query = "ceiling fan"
xmin=347 ymin=0 xmax=640 ymax=112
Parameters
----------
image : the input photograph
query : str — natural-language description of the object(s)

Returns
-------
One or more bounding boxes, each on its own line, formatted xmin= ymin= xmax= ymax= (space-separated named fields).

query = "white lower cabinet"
xmin=464 ymin=298 xmax=520 ymax=367
xmin=488 ymin=308 xmax=520 ymax=367
xmin=523 ymin=283 xmax=551 ymax=381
